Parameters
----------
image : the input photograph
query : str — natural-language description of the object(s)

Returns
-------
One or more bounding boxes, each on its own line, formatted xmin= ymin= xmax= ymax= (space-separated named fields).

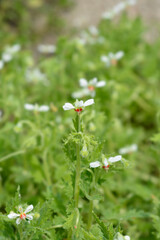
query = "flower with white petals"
xmin=101 ymin=51 xmax=124 ymax=67
xmin=127 ymin=0 xmax=137 ymax=5
xmin=63 ymin=99 xmax=94 ymax=113
xmin=2 ymin=44 xmax=21 ymax=62
xmin=113 ymin=2 xmax=126 ymax=14
xmin=37 ymin=44 xmax=56 ymax=54
xmin=72 ymin=78 xmax=106 ymax=98
xmin=88 ymin=26 xmax=99 ymax=36
xmin=25 ymin=68 xmax=48 ymax=85
xmin=102 ymin=155 xmax=122 ymax=169
xmin=90 ymin=161 xmax=101 ymax=168
xmin=8 ymin=205 xmax=34 ymax=225
xmin=119 ymin=144 xmax=138 ymax=154
xmin=114 ymin=232 xmax=130 ymax=240
xmin=24 ymin=103 xmax=49 ymax=112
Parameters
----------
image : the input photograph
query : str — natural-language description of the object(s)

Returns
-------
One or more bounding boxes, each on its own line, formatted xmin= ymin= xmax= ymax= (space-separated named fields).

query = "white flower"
xmin=102 ymin=11 xmax=114 ymax=19
xmin=8 ymin=205 xmax=34 ymax=225
xmin=25 ymin=68 xmax=48 ymax=85
xmin=103 ymin=155 xmax=122 ymax=169
xmin=37 ymin=44 xmax=56 ymax=54
xmin=88 ymin=26 xmax=99 ymax=36
xmin=114 ymin=232 xmax=130 ymax=240
xmin=0 ymin=60 xmax=4 ymax=70
xmin=24 ymin=103 xmax=49 ymax=112
xmin=126 ymin=0 xmax=137 ymax=5
xmin=90 ymin=161 xmax=101 ymax=168
xmin=101 ymin=51 xmax=124 ymax=67
xmin=63 ymin=99 xmax=94 ymax=112
xmin=2 ymin=44 xmax=21 ymax=62
xmin=113 ymin=2 xmax=126 ymax=14
xmin=72 ymin=78 xmax=106 ymax=98
xmin=119 ymin=144 xmax=138 ymax=154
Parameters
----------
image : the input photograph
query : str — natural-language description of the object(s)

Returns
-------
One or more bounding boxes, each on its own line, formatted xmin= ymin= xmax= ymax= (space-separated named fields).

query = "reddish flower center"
xmin=88 ymin=85 xmax=95 ymax=91
xmin=74 ymin=108 xmax=83 ymax=113
xmin=102 ymin=165 xmax=110 ymax=170
xmin=111 ymin=59 xmax=117 ymax=66
xmin=20 ymin=213 xmax=26 ymax=220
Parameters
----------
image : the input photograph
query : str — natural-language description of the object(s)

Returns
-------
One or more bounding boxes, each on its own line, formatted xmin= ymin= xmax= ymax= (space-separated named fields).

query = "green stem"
xmin=74 ymin=114 xmax=81 ymax=208
xmin=87 ymin=199 xmax=93 ymax=231
xmin=43 ymin=149 xmax=52 ymax=186
xmin=0 ymin=150 xmax=25 ymax=163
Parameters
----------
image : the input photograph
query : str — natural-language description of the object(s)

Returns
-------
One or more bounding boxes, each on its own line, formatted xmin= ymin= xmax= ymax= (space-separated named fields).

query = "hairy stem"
xmin=74 ymin=114 xmax=81 ymax=208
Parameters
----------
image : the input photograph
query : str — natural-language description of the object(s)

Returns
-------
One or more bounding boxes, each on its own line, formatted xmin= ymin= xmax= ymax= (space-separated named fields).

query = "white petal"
xmin=90 ymin=161 xmax=101 ymax=168
xmin=115 ymin=51 xmax=124 ymax=59
xmin=124 ymin=236 xmax=130 ymax=240
xmin=76 ymin=100 xmax=84 ymax=108
xmin=2 ymin=53 xmax=12 ymax=62
xmin=0 ymin=60 xmax=4 ymax=69
xmin=24 ymin=104 xmax=35 ymax=111
xmin=8 ymin=212 xmax=19 ymax=219
xmin=39 ymin=105 xmax=49 ymax=112
xmin=72 ymin=89 xmax=90 ymax=98
xmin=84 ymin=99 xmax=94 ymax=107
xmin=26 ymin=214 xmax=33 ymax=220
xmin=25 ymin=205 xmax=34 ymax=213
xmin=16 ymin=218 xmax=21 ymax=225
xmin=101 ymin=55 xmax=109 ymax=63
xmin=89 ymin=78 xmax=97 ymax=86
xmin=79 ymin=78 xmax=88 ymax=87
xmin=96 ymin=81 xmax=106 ymax=87
xmin=18 ymin=205 xmax=23 ymax=213
xmin=108 ymin=155 xmax=122 ymax=163
xmin=63 ymin=103 xmax=75 ymax=111
xmin=104 ymin=158 xmax=109 ymax=166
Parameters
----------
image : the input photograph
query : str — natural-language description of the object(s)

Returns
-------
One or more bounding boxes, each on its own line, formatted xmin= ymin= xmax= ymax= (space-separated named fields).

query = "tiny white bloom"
xmin=63 ymin=99 xmax=94 ymax=112
xmin=124 ymin=236 xmax=130 ymax=240
xmin=37 ymin=44 xmax=56 ymax=54
xmin=88 ymin=26 xmax=99 ymax=36
xmin=101 ymin=51 xmax=124 ymax=67
xmin=90 ymin=161 xmax=101 ymax=168
xmin=119 ymin=144 xmax=138 ymax=154
xmin=102 ymin=11 xmax=114 ymax=19
xmin=24 ymin=103 xmax=49 ymax=112
xmin=127 ymin=0 xmax=137 ymax=5
xmin=26 ymin=68 xmax=48 ymax=85
xmin=8 ymin=205 xmax=34 ymax=225
xmin=2 ymin=44 xmax=21 ymax=62
xmin=113 ymin=2 xmax=126 ymax=14
xmin=72 ymin=89 xmax=90 ymax=99
xmin=108 ymin=155 xmax=122 ymax=163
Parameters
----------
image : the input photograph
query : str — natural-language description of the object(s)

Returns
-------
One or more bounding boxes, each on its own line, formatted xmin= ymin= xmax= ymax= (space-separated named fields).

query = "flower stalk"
xmin=74 ymin=114 xmax=81 ymax=208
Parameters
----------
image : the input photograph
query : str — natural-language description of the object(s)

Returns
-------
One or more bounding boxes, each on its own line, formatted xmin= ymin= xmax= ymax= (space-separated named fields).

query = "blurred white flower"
xmin=88 ymin=26 xmax=99 ymax=36
xmin=25 ymin=68 xmax=48 ymax=85
xmin=119 ymin=144 xmax=138 ymax=154
xmin=8 ymin=205 xmax=34 ymax=225
xmin=103 ymin=155 xmax=122 ymax=169
xmin=37 ymin=44 xmax=56 ymax=54
xmin=114 ymin=232 xmax=130 ymax=240
xmin=127 ymin=0 xmax=137 ymax=5
xmin=63 ymin=99 xmax=94 ymax=112
xmin=102 ymin=11 xmax=114 ymax=19
xmin=90 ymin=161 xmax=101 ymax=168
xmin=72 ymin=78 xmax=106 ymax=98
xmin=0 ymin=60 xmax=4 ymax=70
xmin=24 ymin=103 xmax=49 ymax=112
xmin=113 ymin=2 xmax=126 ymax=14
xmin=2 ymin=44 xmax=21 ymax=62
xmin=101 ymin=51 xmax=124 ymax=67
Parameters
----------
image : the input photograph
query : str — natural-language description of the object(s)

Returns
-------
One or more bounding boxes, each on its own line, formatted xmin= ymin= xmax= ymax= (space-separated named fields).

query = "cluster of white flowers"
xmin=101 ymin=51 xmax=124 ymax=67
xmin=0 ymin=44 xmax=21 ymax=70
xmin=114 ymin=232 xmax=130 ymax=240
xmin=25 ymin=68 xmax=48 ymax=85
xmin=8 ymin=205 xmax=34 ymax=225
xmin=37 ymin=44 xmax=56 ymax=54
xmin=24 ymin=103 xmax=50 ymax=112
xmin=119 ymin=144 xmax=138 ymax=154
xmin=102 ymin=0 xmax=137 ymax=19
xmin=72 ymin=78 xmax=106 ymax=98
xmin=90 ymin=155 xmax=122 ymax=169
xmin=63 ymin=99 xmax=94 ymax=113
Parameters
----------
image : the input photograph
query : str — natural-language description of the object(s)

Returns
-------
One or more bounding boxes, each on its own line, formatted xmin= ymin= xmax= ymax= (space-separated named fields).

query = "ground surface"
xmin=62 ymin=0 xmax=160 ymax=41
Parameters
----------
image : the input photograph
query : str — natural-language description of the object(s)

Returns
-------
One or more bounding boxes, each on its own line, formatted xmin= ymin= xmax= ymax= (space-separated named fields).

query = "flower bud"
xmin=80 ymin=145 xmax=89 ymax=158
